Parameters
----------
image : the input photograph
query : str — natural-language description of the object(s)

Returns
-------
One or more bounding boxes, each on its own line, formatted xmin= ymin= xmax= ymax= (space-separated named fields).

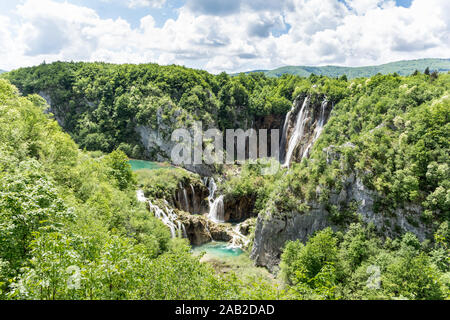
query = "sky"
xmin=0 ymin=0 xmax=448 ymax=73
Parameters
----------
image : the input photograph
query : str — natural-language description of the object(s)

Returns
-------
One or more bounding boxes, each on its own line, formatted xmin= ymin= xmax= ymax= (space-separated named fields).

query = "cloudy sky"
xmin=0 ymin=0 xmax=449 ymax=73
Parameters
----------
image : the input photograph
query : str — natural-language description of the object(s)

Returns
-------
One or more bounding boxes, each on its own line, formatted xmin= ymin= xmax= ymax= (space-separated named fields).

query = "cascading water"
xmin=181 ymin=224 xmax=188 ymax=238
xmin=283 ymin=96 xmax=310 ymax=167
xmin=190 ymin=184 xmax=196 ymax=213
xmin=136 ymin=190 xmax=186 ymax=239
xmin=205 ymin=177 xmax=217 ymax=206
xmin=203 ymin=177 xmax=226 ymax=223
xmin=228 ymin=223 xmax=251 ymax=249
xmin=280 ymin=96 xmax=331 ymax=167
xmin=279 ymin=109 xmax=293 ymax=164
xmin=302 ymin=99 xmax=328 ymax=160
xmin=149 ymin=200 xmax=177 ymax=238
xmin=136 ymin=189 xmax=146 ymax=202
xmin=179 ymin=182 xmax=190 ymax=212
xmin=209 ymin=195 xmax=225 ymax=223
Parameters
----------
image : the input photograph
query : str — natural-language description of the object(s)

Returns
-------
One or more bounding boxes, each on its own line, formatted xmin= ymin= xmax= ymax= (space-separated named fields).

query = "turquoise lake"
xmin=129 ymin=159 xmax=166 ymax=171
xmin=192 ymin=242 xmax=244 ymax=258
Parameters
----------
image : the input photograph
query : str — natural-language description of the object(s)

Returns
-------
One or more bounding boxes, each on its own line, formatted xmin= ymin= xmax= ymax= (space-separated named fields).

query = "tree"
xmin=103 ymin=150 xmax=135 ymax=190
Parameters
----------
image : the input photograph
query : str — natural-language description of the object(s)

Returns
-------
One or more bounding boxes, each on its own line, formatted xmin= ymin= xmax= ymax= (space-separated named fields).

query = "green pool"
xmin=129 ymin=159 xmax=165 ymax=171
xmin=192 ymin=242 xmax=243 ymax=258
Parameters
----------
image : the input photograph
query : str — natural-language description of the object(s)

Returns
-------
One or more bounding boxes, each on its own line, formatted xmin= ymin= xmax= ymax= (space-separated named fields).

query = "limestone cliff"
xmin=251 ymin=145 xmax=432 ymax=272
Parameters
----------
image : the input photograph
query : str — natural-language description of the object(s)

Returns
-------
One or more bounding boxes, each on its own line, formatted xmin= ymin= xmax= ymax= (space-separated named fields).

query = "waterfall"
xmin=177 ymin=221 xmax=183 ymax=238
xmin=179 ymin=182 xmax=190 ymax=212
xmin=203 ymin=177 xmax=225 ymax=223
xmin=283 ymin=96 xmax=310 ymax=167
xmin=279 ymin=109 xmax=293 ymax=164
xmin=227 ymin=223 xmax=250 ymax=249
xmin=302 ymin=99 xmax=328 ymax=160
xmin=206 ymin=177 xmax=217 ymax=205
xmin=137 ymin=190 xmax=186 ymax=239
xmin=190 ymin=184 xmax=197 ymax=213
xmin=148 ymin=200 xmax=177 ymax=238
xmin=208 ymin=195 xmax=225 ymax=223
xmin=181 ymin=223 xmax=188 ymax=238
xmin=136 ymin=190 xmax=146 ymax=203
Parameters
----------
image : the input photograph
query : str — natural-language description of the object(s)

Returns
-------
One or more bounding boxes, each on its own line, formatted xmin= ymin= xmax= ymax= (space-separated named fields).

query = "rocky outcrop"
xmin=176 ymin=211 xmax=232 ymax=245
xmin=224 ymin=195 xmax=256 ymax=222
xmin=175 ymin=182 xmax=210 ymax=215
xmin=251 ymin=203 xmax=332 ymax=272
xmin=251 ymin=145 xmax=432 ymax=272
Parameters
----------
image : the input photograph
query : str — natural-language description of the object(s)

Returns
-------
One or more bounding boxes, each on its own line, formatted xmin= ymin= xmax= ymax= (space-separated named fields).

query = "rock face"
xmin=251 ymin=117 xmax=432 ymax=272
xmin=175 ymin=182 xmax=210 ymax=215
xmin=251 ymin=203 xmax=332 ymax=273
xmin=137 ymin=125 xmax=173 ymax=162
xmin=137 ymin=112 xmax=284 ymax=175
xmin=224 ymin=195 xmax=256 ymax=222
xmin=251 ymin=169 xmax=432 ymax=273
xmin=176 ymin=211 xmax=232 ymax=245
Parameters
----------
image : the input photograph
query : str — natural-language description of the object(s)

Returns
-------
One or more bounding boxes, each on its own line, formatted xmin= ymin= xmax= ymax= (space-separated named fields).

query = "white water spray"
xmin=283 ymin=96 xmax=310 ymax=167
xmin=227 ymin=223 xmax=250 ymax=249
xmin=204 ymin=177 xmax=225 ymax=223
xmin=302 ymin=99 xmax=328 ymax=159
xmin=136 ymin=190 xmax=186 ymax=239
xmin=190 ymin=184 xmax=196 ymax=213
xmin=179 ymin=182 xmax=190 ymax=212
xmin=208 ymin=195 xmax=225 ymax=223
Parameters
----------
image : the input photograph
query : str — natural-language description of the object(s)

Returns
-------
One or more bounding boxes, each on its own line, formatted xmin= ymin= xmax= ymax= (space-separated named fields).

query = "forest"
xmin=242 ymin=58 xmax=450 ymax=78
xmin=0 ymin=62 xmax=449 ymax=300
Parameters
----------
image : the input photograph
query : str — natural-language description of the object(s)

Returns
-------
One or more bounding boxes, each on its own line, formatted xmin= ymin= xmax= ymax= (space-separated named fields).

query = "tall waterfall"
xmin=190 ymin=184 xmax=197 ymax=213
xmin=205 ymin=177 xmax=217 ymax=204
xmin=279 ymin=109 xmax=293 ymax=164
xmin=179 ymin=182 xmax=190 ymax=212
xmin=204 ymin=177 xmax=225 ymax=223
xmin=137 ymin=190 xmax=186 ymax=239
xmin=302 ymin=99 xmax=328 ymax=160
xmin=280 ymin=96 xmax=331 ymax=167
xmin=283 ymin=96 xmax=310 ymax=167
xmin=136 ymin=189 xmax=147 ymax=202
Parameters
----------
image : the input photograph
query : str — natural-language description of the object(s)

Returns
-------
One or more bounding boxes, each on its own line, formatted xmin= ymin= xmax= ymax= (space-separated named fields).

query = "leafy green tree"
xmin=103 ymin=150 xmax=135 ymax=190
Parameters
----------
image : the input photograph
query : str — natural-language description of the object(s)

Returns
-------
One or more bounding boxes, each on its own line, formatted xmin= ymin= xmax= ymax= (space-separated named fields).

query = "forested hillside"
xmin=241 ymin=59 xmax=450 ymax=79
xmin=1 ymin=63 xmax=449 ymax=300
xmin=0 ymin=79 xmax=252 ymax=299
xmin=4 ymin=62 xmax=295 ymax=158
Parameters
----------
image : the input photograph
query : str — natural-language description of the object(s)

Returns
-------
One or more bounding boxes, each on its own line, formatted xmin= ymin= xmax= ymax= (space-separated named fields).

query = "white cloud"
xmin=345 ymin=0 xmax=395 ymax=15
xmin=0 ymin=0 xmax=449 ymax=73
xmin=101 ymin=0 xmax=166 ymax=9
xmin=127 ymin=0 xmax=166 ymax=8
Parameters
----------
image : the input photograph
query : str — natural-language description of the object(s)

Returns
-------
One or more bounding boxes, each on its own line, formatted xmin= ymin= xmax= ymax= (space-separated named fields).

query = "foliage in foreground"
xmin=280 ymin=224 xmax=450 ymax=300
xmin=0 ymin=79 xmax=249 ymax=300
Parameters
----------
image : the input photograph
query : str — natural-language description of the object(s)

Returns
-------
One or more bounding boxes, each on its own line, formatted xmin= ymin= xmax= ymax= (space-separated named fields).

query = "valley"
xmin=0 ymin=61 xmax=448 ymax=300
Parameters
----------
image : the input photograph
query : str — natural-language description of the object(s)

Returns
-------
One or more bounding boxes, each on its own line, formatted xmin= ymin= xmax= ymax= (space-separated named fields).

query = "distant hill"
xmin=237 ymin=58 xmax=450 ymax=79
xmin=0 ymin=70 xmax=5 ymax=74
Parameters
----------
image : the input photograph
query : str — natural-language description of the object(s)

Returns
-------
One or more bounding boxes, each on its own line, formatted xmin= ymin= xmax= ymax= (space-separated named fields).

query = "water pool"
xmin=129 ymin=159 xmax=166 ymax=171
xmin=192 ymin=241 xmax=243 ymax=258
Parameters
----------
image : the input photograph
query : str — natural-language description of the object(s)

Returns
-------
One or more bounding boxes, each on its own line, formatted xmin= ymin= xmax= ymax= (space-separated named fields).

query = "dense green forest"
xmin=4 ymin=62 xmax=297 ymax=157
xmin=240 ymin=58 xmax=450 ymax=79
xmin=0 ymin=79 xmax=248 ymax=299
xmin=0 ymin=62 xmax=449 ymax=300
